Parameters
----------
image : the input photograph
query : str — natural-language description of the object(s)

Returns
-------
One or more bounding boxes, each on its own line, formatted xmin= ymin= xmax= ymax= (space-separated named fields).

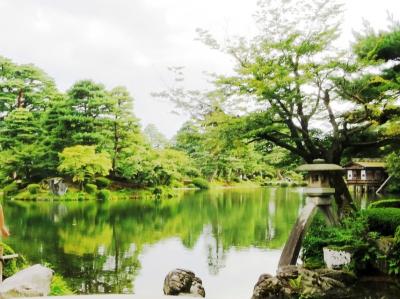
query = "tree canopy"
xmin=156 ymin=0 xmax=400 ymax=211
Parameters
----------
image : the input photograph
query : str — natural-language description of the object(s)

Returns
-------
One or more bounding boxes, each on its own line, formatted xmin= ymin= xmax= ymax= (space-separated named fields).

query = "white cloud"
xmin=0 ymin=0 xmax=399 ymax=137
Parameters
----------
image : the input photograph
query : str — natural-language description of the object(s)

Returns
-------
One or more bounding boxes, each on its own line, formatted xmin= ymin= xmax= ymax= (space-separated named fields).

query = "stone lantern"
xmin=297 ymin=158 xmax=343 ymax=208
xmin=278 ymin=159 xmax=344 ymax=268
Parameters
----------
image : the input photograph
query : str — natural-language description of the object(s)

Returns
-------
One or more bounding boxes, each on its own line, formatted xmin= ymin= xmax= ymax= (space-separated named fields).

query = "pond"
xmin=3 ymin=187 xmax=400 ymax=298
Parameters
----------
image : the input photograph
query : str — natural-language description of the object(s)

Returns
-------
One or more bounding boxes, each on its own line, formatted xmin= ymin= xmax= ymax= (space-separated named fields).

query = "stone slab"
xmin=21 ymin=296 xmax=201 ymax=299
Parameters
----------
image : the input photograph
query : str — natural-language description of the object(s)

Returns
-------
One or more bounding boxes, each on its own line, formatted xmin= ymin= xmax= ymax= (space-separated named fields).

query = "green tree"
xmin=0 ymin=56 xmax=56 ymax=117
xmin=0 ymin=108 xmax=41 ymax=149
xmin=387 ymin=151 xmax=400 ymax=193
xmin=0 ymin=108 xmax=47 ymax=182
xmin=188 ymin=0 xmax=400 ymax=212
xmin=58 ymin=145 xmax=112 ymax=189
xmin=173 ymin=111 xmax=274 ymax=181
xmin=109 ymin=86 xmax=141 ymax=174
xmin=64 ymin=80 xmax=113 ymax=147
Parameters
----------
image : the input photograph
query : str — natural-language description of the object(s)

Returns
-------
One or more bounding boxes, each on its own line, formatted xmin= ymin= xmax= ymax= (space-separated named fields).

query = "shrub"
xmin=192 ymin=178 xmax=210 ymax=189
xmin=95 ymin=177 xmax=111 ymax=188
xmin=302 ymin=213 xmax=369 ymax=271
xmin=60 ymin=192 xmax=76 ymax=201
xmin=369 ymin=199 xmax=400 ymax=209
xmin=152 ymin=186 xmax=163 ymax=196
xmin=97 ymin=189 xmax=111 ymax=201
xmin=84 ymin=184 xmax=97 ymax=194
xmin=280 ymin=181 xmax=289 ymax=187
xmin=2 ymin=182 xmax=18 ymax=198
xmin=261 ymin=180 xmax=273 ymax=186
xmin=386 ymin=179 xmax=400 ymax=194
xmin=77 ymin=192 xmax=88 ymax=201
xmin=27 ymin=184 xmax=40 ymax=195
xmin=50 ymin=274 xmax=74 ymax=296
xmin=364 ymin=208 xmax=400 ymax=236
xmin=14 ymin=191 xmax=32 ymax=201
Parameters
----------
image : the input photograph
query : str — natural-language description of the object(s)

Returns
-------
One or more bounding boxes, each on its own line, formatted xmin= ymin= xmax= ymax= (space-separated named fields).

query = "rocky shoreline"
xmin=251 ymin=265 xmax=400 ymax=299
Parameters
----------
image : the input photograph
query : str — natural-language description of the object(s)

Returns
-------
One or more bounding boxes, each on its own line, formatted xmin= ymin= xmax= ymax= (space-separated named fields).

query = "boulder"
xmin=48 ymin=177 xmax=68 ymax=196
xmin=0 ymin=264 xmax=53 ymax=298
xmin=163 ymin=269 xmax=205 ymax=297
xmin=252 ymin=274 xmax=282 ymax=299
xmin=252 ymin=266 xmax=355 ymax=299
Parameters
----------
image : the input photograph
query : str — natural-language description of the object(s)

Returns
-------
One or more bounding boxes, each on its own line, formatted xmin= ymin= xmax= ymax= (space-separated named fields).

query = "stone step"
xmin=22 ymin=296 xmax=199 ymax=299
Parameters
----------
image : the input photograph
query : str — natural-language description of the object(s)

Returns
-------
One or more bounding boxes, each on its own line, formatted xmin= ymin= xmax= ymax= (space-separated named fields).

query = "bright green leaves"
xmin=58 ymin=145 xmax=112 ymax=186
xmin=387 ymin=152 xmax=400 ymax=181
xmin=0 ymin=108 xmax=41 ymax=149
xmin=354 ymin=28 xmax=400 ymax=62
xmin=0 ymin=56 xmax=56 ymax=114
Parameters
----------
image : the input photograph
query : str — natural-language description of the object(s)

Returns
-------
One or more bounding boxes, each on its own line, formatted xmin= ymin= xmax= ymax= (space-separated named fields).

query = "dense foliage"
xmin=0 ymin=56 xmax=284 ymax=195
xmin=364 ymin=208 xmax=400 ymax=236
xmin=1 ymin=0 xmax=400 ymax=197
xmin=303 ymin=201 xmax=400 ymax=275
xmin=157 ymin=0 xmax=400 ymax=209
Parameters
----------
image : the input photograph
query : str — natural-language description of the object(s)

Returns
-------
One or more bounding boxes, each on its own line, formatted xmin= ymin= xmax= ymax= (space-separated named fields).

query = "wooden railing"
xmin=0 ymin=245 xmax=19 ymax=282
xmin=346 ymin=179 xmax=384 ymax=185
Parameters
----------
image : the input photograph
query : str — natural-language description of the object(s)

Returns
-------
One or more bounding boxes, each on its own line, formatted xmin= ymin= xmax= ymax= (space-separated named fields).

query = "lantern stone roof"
xmin=297 ymin=164 xmax=344 ymax=172
xmin=296 ymin=159 xmax=343 ymax=172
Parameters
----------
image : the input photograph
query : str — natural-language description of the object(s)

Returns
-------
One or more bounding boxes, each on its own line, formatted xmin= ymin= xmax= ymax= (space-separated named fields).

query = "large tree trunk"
xmin=321 ymin=151 xmax=357 ymax=217
xmin=330 ymin=172 xmax=357 ymax=218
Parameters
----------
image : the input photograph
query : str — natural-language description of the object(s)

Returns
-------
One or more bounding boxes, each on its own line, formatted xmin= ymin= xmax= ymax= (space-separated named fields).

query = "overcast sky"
xmin=0 ymin=0 xmax=399 ymax=137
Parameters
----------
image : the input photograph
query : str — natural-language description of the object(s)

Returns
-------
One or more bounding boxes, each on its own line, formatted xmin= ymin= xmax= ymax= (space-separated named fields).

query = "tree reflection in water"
xmin=4 ymin=187 xmax=302 ymax=294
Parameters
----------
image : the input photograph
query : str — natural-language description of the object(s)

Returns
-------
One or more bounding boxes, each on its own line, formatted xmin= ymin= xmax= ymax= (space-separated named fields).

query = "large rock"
xmin=0 ymin=264 xmax=53 ymax=298
xmin=252 ymin=274 xmax=283 ymax=299
xmin=48 ymin=177 xmax=68 ymax=195
xmin=163 ymin=269 xmax=205 ymax=297
xmin=252 ymin=266 xmax=356 ymax=299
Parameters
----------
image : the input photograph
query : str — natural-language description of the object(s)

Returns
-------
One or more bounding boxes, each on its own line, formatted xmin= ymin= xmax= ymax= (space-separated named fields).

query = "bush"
xmin=369 ymin=199 xmax=400 ymax=209
xmin=2 ymin=182 xmax=18 ymax=198
xmin=60 ymin=192 xmax=76 ymax=201
xmin=14 ymin=191 xmax=32 ymax=201
xmin=279 ymin=181 xmax=289 ymax=187
xmin=364 ymin=208 xmax=400 ymax=236
xmin=77 ymin=192 xmax=87 ymax=201
xmin=50 ymin=274 xmax=74 ymax=296
xmin=95 ymin=177 xmax=111 ymax=188
xmin=84 ymin=183 xmax=97 ymax=194
xmin=152 ymin=186 xmax=163 ymax=196
xmin=97 ymin=189 xmax=111 ymax=201
xmin=302 ymin=213 xmax=369 ymax=271
xmin=27 ymin=184 xmax=40 ymax=195
xmin=192 ymin=178 xmax=210 ymax=189
xmin=386 ymin=178 xmax=400 ymax=194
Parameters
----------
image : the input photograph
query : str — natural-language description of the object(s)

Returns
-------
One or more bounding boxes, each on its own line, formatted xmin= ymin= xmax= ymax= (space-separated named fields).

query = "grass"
xmin=50 ymin=274 xmax=74 ymax=296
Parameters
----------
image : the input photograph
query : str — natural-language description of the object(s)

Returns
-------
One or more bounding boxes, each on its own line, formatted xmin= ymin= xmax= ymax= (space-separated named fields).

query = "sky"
xmin=0 ymin=0 xmax=399 ymax=137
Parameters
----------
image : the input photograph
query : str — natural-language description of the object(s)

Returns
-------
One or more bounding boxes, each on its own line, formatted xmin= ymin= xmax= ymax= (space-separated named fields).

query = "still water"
xmin=3 ymin=187 xmax=399 ymax=298
xmin=4 ymin=187 xmax=302 ymax=298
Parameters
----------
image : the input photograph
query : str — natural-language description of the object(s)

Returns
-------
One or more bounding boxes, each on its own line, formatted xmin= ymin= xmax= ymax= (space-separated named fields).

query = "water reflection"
xmin=4 ymin=187 xmax=302 ymax=297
